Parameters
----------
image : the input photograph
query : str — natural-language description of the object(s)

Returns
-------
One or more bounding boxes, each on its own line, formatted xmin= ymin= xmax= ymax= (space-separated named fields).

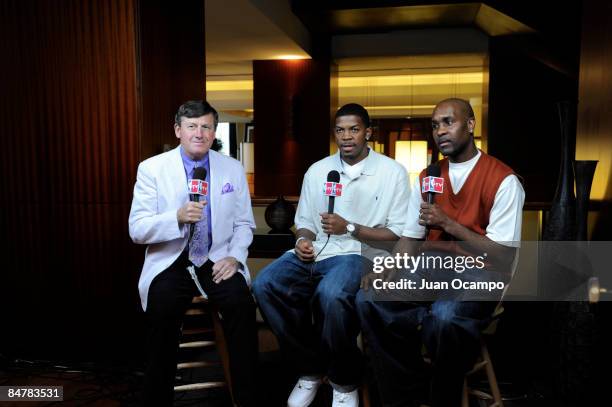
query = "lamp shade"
xmin=241 ymin=142 xmax=255 ymax=173
xmin=395 ymin=140 xmax=428 ymax=173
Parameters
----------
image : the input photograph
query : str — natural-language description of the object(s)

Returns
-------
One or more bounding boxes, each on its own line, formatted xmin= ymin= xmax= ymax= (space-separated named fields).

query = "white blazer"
xmin=129 ymin=146 xmax=256 ymax=310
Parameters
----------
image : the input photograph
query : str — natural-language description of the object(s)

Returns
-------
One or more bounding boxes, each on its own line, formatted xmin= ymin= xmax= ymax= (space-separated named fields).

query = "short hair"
xmin=175 ymin=100 xmax=219 ymax=129
xmin=435 ymin=98 xmax=475 ymax=119
xmin=334 ymin=103 xmax=371 ymax=128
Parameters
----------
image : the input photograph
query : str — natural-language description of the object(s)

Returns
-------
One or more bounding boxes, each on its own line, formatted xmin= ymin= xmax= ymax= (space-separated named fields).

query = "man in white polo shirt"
xmin=252 ymin=103 xmax=410 ymax=407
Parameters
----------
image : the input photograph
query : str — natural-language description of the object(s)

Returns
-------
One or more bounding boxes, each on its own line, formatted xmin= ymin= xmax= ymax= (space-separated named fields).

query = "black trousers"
xmin=142 ymin=253 xmax=258 ymax=407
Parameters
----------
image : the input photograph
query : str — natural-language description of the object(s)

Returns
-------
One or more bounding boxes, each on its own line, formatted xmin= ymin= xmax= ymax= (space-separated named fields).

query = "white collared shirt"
xmin=294 ymin=150 xmax=410 ymax=261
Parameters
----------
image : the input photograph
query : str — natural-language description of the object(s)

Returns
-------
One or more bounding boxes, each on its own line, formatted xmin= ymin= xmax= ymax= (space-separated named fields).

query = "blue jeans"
xmin=252 ymin=252 xmax=369 ymax=386
xmin=356 ymin=258 xmax=498 ymax=407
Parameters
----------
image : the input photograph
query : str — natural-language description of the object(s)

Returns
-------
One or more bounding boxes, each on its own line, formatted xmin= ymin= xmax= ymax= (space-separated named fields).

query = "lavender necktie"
xmin=189 ymin=203 xmax=209 ymax=267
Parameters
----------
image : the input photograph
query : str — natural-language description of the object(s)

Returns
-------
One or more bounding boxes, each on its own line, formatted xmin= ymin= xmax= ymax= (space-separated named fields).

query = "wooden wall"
xmin=487 ymin=35 xmax=578 ymax=203
xmin=139 ymin=0 xmax=206 ymax=160
xmin=0 ymin=0 xmax=205 ymax=362
xmin=253 ymin=59 xmax=337 ymax=196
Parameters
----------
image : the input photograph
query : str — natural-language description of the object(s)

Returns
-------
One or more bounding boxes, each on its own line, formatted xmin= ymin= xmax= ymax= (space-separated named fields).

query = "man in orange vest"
xmin=356 ymin=98 xmax=525 ymax=407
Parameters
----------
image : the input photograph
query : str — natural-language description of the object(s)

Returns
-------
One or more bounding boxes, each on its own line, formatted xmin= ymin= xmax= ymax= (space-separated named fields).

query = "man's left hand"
xmin=419 ymin=202 xmax=452 ymax=230
xmin=320 ymin=212 xmax=349 ymax=235
xmin=212 ymin=256 xmax=239 ymax=284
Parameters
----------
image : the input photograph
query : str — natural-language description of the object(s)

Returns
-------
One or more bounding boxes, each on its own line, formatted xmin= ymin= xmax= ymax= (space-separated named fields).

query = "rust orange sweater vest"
xmin=419 ymin=153 xmax=514 ymax=241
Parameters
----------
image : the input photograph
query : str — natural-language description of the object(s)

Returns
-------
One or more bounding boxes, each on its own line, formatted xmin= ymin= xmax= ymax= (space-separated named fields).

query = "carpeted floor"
xmin=0 ymin=351 xmax=573 ymax=407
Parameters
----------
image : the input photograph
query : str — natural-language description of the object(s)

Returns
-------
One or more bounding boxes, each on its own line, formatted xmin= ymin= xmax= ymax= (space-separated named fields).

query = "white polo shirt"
xmin=294 ymin=149 xmax=410 ymax=261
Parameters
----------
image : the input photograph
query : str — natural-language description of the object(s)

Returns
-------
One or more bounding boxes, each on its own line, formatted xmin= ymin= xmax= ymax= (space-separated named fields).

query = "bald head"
xmin=434 ymin=98 xmax=475 ymax=121
xmin=431 ymin=98 xmax=478 ymax=162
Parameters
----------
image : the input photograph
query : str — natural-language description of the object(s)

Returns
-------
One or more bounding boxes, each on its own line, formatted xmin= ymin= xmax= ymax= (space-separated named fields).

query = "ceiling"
xmin=205 ymin=0 xmax=310 ymax=79
xmin=309 ymin=2 xmax=534 ymax=36
xmin=205 ymin=0 xmax=581 ymax=121
xmin=337 ymin=54 xmax=485 ymax=118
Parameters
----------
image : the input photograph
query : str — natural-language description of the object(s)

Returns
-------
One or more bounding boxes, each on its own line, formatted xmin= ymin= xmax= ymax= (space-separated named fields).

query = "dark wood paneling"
xmin=487 ymin=35 xmax=577 ymax=203
xmin=0 ymin=0 xmax=143 ymax=360
xmin=0 ymin=0 xmax=205 ymax=362
xmin=138 ymin=0 xmax=206 ymax=160
xmin=253 ymin=59 xmax=336 ymax=196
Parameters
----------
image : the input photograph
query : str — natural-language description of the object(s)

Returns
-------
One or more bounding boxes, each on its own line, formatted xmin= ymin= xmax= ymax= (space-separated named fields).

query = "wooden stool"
xmin=361 ymin=307 xmax=505 ymax=407
xmin=174 ymin=296 xmax=235 ymax=406
xmin=461 ymin=339 xmax=503 ymax=407
xmin=462 ymin=307 xmax=504 ymax=407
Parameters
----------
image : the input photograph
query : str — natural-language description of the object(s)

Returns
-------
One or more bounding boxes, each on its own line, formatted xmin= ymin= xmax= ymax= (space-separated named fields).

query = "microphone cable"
xmin=309 ymin=234 xmax=331 ymax=280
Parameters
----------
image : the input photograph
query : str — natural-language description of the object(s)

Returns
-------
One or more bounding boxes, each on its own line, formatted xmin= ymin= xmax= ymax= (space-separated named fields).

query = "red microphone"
xmin=422 ymin=164 xmax=443 ymax=204
xmin=324 ymin=170 xmax=342 ymax=214
xmin=188 ymin=167 xmax=208 ymax=241
xmin=323 ymin=170 xmax=342 ymax=238
xmin=188 ymin=167 xmax=208 ymax=201
xmin=422 ymin=164 xmax=443 ymax=239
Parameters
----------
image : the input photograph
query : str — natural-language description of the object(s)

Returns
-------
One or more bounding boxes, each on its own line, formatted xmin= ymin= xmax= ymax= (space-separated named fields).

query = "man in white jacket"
xmin=129 ymin=100 xmax=257 ymax=406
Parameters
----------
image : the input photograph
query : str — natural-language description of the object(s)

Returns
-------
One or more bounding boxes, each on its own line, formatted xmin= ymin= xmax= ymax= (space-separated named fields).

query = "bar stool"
xmin=174 ymin=296 xmax=235 ymax=406
xmin=360 ymin=307 xmax=505 ymax=407
xmin=461 ymin=306 xmax=505 ymax=407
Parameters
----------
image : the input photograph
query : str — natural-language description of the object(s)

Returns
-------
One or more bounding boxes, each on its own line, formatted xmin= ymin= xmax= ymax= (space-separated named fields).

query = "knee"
xmin=217 ymin=284 xmax=256 ymax=310
xmin=430 ymin=301 xmax=459 ymax=326
xmin=355 ymin=289 xmax=375 ymax=317
xmin=251 ymin=274 xmax=267 ymax=300
xmin=314 ymin=284 xmax=351 ymax=312
xmin=251 ymin=265 xmax=276 ymax=302
xmin=251 ymin=254 xmax=296 ymax=300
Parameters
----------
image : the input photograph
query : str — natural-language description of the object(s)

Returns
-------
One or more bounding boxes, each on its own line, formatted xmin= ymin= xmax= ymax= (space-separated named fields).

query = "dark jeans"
xmin=356 ymin=259 xmax=498 ymax=407
xmin=143 ymin=253 xmax=258 ymax=407
xmin=252 ymin=252 xmax=369 ymax=386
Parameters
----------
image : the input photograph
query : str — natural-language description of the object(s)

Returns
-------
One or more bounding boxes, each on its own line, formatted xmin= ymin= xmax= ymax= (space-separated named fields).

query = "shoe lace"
xmin=298 ymin=381 xmax=314 ymax=390
xmin=335 ymin=392 xmax=348 ymax=403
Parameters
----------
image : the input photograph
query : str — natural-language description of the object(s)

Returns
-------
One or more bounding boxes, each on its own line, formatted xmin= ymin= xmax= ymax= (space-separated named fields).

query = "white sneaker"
xmin=331 ymin=388 xmax=359 ymax=407
xmin=287 ymin=378 xmax=322 ymax=407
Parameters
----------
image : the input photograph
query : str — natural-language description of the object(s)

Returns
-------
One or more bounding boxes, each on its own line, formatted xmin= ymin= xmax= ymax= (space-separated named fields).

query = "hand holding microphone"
xmin=321 ymin=170 xmax=348 ymax=236
xmin=420 ymin=164 xmax=446 ymax=230
xmin=177 ymin=201 xmax=207 ymax=224
xmin=320 ymin=212 xmax=349 ymax=235
xmin=177 ymin=167 xmax=208 ymax=237
xmin=419 ymin=202 xmax=450 ymax=229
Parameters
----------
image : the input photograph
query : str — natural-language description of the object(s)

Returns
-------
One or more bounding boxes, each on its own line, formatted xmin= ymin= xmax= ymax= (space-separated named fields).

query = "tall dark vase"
xmin=543 ymin=101 xmax=577 ymax=241
xmin=541 ymin=101 xmax=578 ymax=296
xmin=538 ymin=101 xmax=580 ymax=400
xmin=558 ymin=160 xmax=599 ymax=402
xmin=573 ymin=160 xmax=598 ymax=241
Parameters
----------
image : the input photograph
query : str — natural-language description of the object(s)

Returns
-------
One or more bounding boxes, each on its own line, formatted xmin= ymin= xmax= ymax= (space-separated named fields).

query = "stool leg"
xmin=361 ymin=381 xmax=371 ymax=407
xmin=481 ymin=343 xmax=503 ymax=407
xmin=462 ymin=378 xmax=469 ymax=407
xmin=212 ymin=310 xmax=236 ymax=407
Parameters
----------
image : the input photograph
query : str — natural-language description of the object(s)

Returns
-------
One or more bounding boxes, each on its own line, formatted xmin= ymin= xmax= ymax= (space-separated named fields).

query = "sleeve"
xmin=401 ymin=176 xmax=426 ymax=239
xmin=294 ymin=169 xmax=317 ymax=234
xmin=485 ymin=174 xmax=525 ymax=245
xmin=227 ymin=164 xmax=256 ymax=265
xmin=128 ymin=162 xmax=184 ymax=245
xmin=384 ymin=168 xmax=411 ymax=237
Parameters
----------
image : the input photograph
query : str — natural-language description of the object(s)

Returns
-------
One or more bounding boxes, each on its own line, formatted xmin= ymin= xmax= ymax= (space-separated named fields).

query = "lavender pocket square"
xmin=221 ymin=183 xmax=235 ymax=194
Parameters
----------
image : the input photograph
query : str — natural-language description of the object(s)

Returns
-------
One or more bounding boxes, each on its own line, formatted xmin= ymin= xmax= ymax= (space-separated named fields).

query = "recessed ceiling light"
xmin=276 ymin=55 xmax=310 ymax=60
